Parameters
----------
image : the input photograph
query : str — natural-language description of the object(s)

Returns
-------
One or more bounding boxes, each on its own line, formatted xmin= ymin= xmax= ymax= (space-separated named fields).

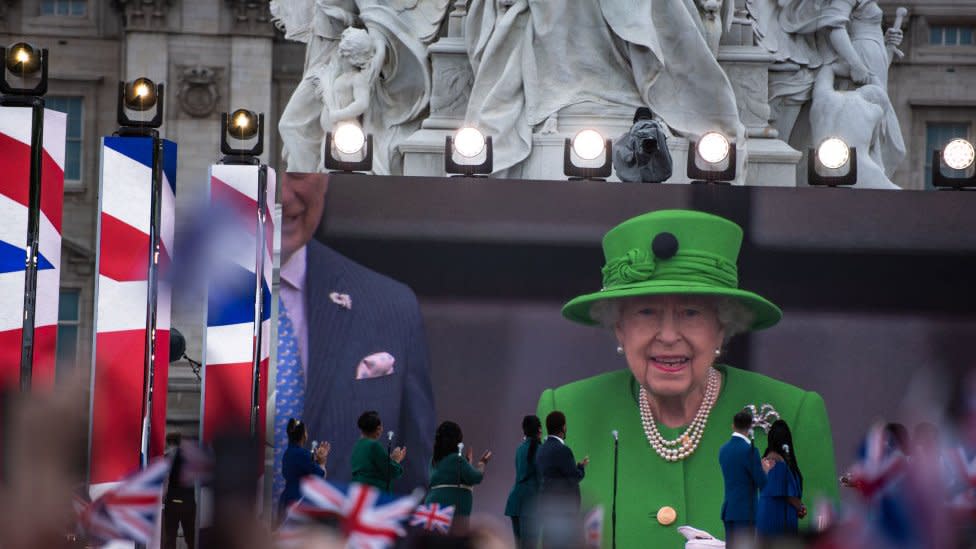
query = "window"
xmin=41 ymin=0 xmax=87 ymax=16
xmin=925 ymin=122 xmax=970 ymax=188
xmin=56 ymin=289 xmax=80 ymax=374
xmin=929 ymin=25 xmax=975 ymax=46
xmin=45 ymin=96 xmax=83 ymax=182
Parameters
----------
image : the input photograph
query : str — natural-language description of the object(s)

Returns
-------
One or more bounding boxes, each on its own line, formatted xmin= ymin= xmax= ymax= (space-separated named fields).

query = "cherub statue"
xmin=272 ymin=0 xmax=451 ymax=174
xmin=309 ymin=27 xmax=382 ymax=161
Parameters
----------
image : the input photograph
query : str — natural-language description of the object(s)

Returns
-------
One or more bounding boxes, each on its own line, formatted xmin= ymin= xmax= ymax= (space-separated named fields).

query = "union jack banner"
xmin=80 ymin=456 xmax=172 ymax=544
xmin=200 ymin=164 xmax=274 ymax=444
xmin=845 ymin=423 xmax=906 ymax=500
xmin=0 ymin=105 xmax=65 ymax=391
xmin=582 ymin=505 xmax=604 ymax=548
xmin=409 ymin=502 xmax=454 ymax=534
xmin=89 ymin=136 xmax=176 ymax=489
xmin=281 ymin=478 xmax=422 ymax=549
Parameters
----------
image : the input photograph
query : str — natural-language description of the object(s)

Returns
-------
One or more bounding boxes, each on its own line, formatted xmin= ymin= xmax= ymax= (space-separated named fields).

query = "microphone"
xmin=387 ymin=431 xmax=394 ymax=443
xmin=782 ymin=444 xmax=790 ymax=455
xmin=611 ymin=430 xmax=619 ymax=442
xmin=457 ymin=442 xmax=464 ymax=456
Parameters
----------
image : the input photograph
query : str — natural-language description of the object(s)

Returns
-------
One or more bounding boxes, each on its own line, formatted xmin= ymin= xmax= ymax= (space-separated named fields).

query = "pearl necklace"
xmin=638 ymin=367 xmax=720 ymax=462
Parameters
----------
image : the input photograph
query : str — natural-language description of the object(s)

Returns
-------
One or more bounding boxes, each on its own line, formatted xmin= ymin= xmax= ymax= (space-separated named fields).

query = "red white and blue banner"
xmin=89 ymin=136 xmax=176 ymax=489
xmin=200 ymin=164 xmax=274 ymax=443
xmin=0 ymin=106 xmax=66 ymax=390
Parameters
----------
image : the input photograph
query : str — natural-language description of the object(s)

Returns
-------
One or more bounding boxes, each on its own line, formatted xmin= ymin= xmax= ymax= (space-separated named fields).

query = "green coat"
xmin=425 ymin=454 xmax=484 ymax=516
xmin=350 ymin=437 xmax=403 ymax=491
xmin=505 ymin=438 xmax=541 ymax=517
xmin=536 ymin=365 xmax=837 ymax=548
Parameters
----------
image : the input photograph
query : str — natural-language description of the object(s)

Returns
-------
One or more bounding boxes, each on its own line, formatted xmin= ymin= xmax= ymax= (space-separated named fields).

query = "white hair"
xmin=589 ymin=295 xmax=755 ymax=343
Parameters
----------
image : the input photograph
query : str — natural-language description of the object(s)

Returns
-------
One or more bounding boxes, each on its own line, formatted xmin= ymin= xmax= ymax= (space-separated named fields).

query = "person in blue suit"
xmin=278 ymin=419 xmax=328 ymax=521
xmin=505 ymin=415 xmax=543 ymax=548
xmin=719 ymin=409 xmax=767 ymax=545
xmin=536 ymin=411 xmax=588 ymax=548
xmin=276 ymin=172 xmax=436 ymax=496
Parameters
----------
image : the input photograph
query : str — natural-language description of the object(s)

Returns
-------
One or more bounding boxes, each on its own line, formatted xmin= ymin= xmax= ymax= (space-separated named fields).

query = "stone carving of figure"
xmin=464 ymin=0 xmax=744 ymax=177
xmin=810 ymin=63 xmax=903 ymax=188
xmin=273 ymin=0 xmax=358 ymax=172
xmin=698 ymin=0 xmax=734 ymax=57
xmin=310 ymin=27 xmax=382 ymax=155
xmin=747 ymin=0 xmax=906 ymax=177
xmin=273 ymin=0 xmax=450 ymax=174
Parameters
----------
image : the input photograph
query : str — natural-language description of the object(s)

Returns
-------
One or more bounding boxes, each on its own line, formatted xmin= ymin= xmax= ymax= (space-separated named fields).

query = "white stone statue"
xmin=272 ymin=0 xmax=451 ymax=174
xmin=698 ymin=0 xmax=734 ymax=57
xmin=810 ymin=63 xmax=903 ymax=189
xmin=747 ymin=0 xmax=907 ymax=179
xmin=463 ymin=0 xmax=745 ymax=177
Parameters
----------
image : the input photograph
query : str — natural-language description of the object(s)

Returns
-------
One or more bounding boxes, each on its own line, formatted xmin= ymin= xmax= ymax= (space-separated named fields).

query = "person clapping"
xmin=425 ymin=421 xmax=492 ymax=534
xmin=279 ymin=419 xmax=329 ymax=521
xmin=351 ymin=411 xmax=406 ymax=492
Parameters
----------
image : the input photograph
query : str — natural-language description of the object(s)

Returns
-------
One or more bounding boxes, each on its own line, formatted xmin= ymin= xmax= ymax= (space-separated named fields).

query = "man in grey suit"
xmin=275 ymin=172 xmax=435 ymax=499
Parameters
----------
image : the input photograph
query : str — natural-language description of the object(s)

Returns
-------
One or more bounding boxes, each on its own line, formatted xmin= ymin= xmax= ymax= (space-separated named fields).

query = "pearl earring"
xmin=616 ymin=345 xmax=624 ymax=355
xmin=714 ymin=348 xmax=722 ymax=357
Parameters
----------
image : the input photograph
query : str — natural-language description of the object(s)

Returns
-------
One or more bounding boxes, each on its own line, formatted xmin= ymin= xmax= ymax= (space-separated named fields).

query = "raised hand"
xmin=392 ymin=446 xmax=407 ymax=463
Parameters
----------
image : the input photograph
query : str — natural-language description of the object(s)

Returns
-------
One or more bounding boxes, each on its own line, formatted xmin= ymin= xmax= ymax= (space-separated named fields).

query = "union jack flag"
xmin=79 ymin=456 xmax=171 ymax=544
xmin=846 ymin=423 xmax=906 ymax=500
xmin=409 ymin=502 xmax=454 ymax=534
xmin=280 ymin=478 xmax=421 ymax=549
xmin=178 ymin=440 xmax=215 ymax=486
xmin=583 ymin=505 xmax=603 ymax=548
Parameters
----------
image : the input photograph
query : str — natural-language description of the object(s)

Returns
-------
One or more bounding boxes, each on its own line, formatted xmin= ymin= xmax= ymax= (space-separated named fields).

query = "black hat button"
xmin=651 ymin=232 xmax=679 ymax=260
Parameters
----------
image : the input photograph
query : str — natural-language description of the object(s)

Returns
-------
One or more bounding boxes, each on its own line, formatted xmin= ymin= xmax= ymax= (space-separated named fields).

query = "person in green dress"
xmin=425 ymin=421 xmax=492 ymax=533
xmin=505 ymin=415 xmax=543 ymax=548
xmin=536 ymin=209 xmax=838 ymax=547
xmin=350 ymin=410 xmax=406 ymax=492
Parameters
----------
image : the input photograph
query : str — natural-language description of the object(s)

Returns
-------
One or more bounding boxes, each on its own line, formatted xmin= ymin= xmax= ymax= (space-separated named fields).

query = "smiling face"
xmin=614 ymin=295 xmax=725 ymax=400
xmin=280 ymin=172 xmax=328 ymax=262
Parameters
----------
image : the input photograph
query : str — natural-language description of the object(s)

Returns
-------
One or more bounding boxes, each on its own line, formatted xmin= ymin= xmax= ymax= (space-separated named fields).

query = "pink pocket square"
xmin=355 ymin=352 xmax=395 ymax=380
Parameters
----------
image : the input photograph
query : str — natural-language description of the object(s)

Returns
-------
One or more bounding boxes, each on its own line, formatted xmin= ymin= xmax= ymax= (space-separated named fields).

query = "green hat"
xmin=562 ymin=209 xmax=782 ymax=330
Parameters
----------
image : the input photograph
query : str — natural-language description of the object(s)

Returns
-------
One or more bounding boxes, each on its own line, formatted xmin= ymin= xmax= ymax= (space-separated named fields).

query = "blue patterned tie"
xmin=273 ymin=296 xmax=305 ymax=506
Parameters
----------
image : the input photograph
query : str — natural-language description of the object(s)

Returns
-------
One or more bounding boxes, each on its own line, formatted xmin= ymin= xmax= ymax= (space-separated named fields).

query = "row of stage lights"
xmin=6 ymin=41 xmax=975 ymax=187
xmin=3 ymin=41 xmax=266 ymax=162
xmin=327 ymin=120 xmax=976 ymax=188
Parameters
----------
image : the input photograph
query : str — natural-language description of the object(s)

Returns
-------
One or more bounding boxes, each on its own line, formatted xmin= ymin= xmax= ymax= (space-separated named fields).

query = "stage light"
xmin=0 ymin=42 xmax=48 ymax=98
xmin=445 ymin=127 xmax=493 ymax=177
xmin=687 ymin=132 xmax=736 ymax=184
xmin=808 ymin=137 xmax=857 ymax=186
xmin=124 ymin=77 xmax=158 ymax=111
xmin=325 ymin=122 xmax=373 ymax=173
xmin=6 ymin=43 xmax=40 ymax=75
xmin=564 ymin=129 xmax=612 ymax=180
xmin=116 ymin=78 xmax=164 ymax=134
xmin=333 ymin=122 xmax=366 ymax=155
xmin=697 ymin=132 xmax=730 ymax=164
xmin=572 ymin=129 xmax=605 ymax=160
xmin=943 ymin=138 xmax=975 ymax=171
xmin=932 ymin=138 xmax=976 ymax=189
xmin=229 ymin=108 xmax=258 ymax=140
xmin=817 ymin=137 xmax=850 ymax=170
xmin=220 ymin=109 xmax=264 ymax=164
xmin=454 ymin=127 xmax=486 ymax=158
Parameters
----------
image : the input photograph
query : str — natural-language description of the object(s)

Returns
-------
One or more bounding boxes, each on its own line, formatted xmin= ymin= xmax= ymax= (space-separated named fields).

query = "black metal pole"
xmin=249 ymin=165 xmax=268 ymax=438
xmin=139 ymin=134 xmax=163 ymax=469
xmin=611 ymin=435 xmax=618 ymax=549
xmin=19 ymin=97 xmax=45 ymax=392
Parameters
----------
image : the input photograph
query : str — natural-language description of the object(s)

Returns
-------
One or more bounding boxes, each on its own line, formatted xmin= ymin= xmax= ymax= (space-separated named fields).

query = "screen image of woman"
xmin=536 ymin=209 xmax=838 ymax=547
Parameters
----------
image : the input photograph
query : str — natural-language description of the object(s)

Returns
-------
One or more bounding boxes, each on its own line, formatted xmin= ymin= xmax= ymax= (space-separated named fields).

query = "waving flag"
xmin=282 ymin=478 xmax=421 ymax=549
xmin=846 ymin=424 xmax=906 ymax=500
xmin=583 ymin=505 xmax=604 ymax=548
xmin=410 ymin=503 xmax=454 ymax=534
xmin=80 ymin=456 xmax=171 ymax=544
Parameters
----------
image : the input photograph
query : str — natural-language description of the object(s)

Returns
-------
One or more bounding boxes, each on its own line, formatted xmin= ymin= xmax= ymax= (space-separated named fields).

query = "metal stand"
xmin=249 ymin=165 xmax=268 ymax=438
xmin=611 ymin=434 xmax=619 ymax=549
